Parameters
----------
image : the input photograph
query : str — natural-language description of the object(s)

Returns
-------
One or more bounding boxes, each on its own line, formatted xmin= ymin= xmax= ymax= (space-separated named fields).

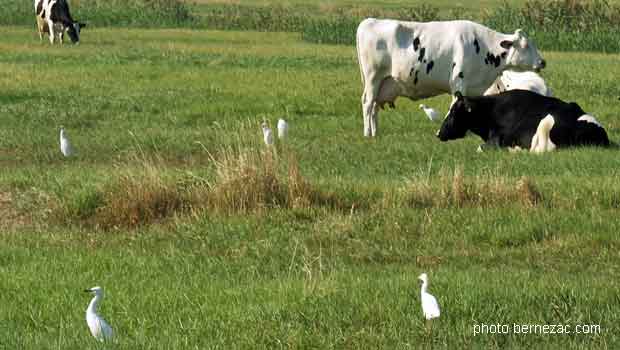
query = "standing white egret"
xmin=84 ymin=286 xmax=114 ymax=342
xmin=59 ymin=127 xmax=74 ymax=157
xmin=261 ymin=122 xmax=274 ymax=146
xmin=419 ymin=104 xmax=440 ymax=122
xmin=418 ymin=273 xmax=440 ymax=320
xmin=277 ymin=118 xmax=288 ymax=140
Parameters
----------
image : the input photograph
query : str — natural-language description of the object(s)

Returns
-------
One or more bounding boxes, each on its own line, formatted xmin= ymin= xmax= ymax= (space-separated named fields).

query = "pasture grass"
xmin=5 ymin=0 xmax=620 ymax=52
xmin=1 ymin=27 xmax=620 ymax=348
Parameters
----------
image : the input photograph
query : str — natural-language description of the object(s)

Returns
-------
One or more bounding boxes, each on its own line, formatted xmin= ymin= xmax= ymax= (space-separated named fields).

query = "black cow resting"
xmin=437 ymin=90 xmax=610 ymax=152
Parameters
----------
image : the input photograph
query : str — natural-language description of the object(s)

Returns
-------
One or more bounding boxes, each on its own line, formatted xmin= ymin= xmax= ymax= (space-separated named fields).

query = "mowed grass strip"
xmin=1 ymin=27 xmax=620 ymax=348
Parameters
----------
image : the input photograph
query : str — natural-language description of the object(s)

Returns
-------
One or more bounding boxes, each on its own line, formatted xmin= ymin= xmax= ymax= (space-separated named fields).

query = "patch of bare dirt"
xmin=0 ymin=191 xmax=29 ymax=230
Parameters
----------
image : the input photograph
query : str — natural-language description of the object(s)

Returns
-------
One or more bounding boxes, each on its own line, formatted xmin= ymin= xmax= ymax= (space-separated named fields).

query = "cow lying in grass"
xmin=437 ymin=90 xmax=610 ymax=152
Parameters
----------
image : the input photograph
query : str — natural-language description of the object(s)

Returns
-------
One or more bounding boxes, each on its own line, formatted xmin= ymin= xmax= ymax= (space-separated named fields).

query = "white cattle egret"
xmin=59 ymin=127 xmax=74 ymax=157
xmin=261 ymin=122 xmax=274 ymax=146
xmin=84 ymin=286 xmax=114 ymax=342
xmin=277 ymin=118 xmax=288 ymax=139
xmin=418 ymin=273 xmax=440 ymax=320
xmin=419 ymin=104 xmax=440 ymax=122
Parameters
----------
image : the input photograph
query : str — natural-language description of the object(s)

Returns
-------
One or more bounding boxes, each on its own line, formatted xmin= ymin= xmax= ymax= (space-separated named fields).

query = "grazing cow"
xmin=484 ymin=70 xmax=552 ymax=96
xmin=356 ymin=19 xmax=546 ymax=137
xmin=35 ymin=0 xmax=85 ymax=44
xmin=437 ymin=90 xmax=610 ymax=152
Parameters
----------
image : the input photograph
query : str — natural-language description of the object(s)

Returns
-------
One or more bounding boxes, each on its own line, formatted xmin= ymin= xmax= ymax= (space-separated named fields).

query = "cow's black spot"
xmin=485 ymin=52 xmax=502 ymax=68
xmin=473 ymin=39 xmax=480 ymax=54
xmin=423 ymin=59 xmax=427 ymax=63
xmin=501 ymin=51 xmax=508 ymax=59
xmin=452 ymin=62 xmax=456 ymax=69
xmin=426 ymin=61 xmax=434 ymax=74
xmin=413 ymin=37 xmax=420 ymax=51
xmin=414 ymin=70 xmax=419 ymax=85
xmin=36 ymin=0 xmax=44 ymax=16
xmin=418 ymin=47 xmax=426 ymax=62
xmin=409 ymin=68 xmax=415 ymax=77
xmin=49 ymin=0 xmax=76 ymax=26
xmin=458 ymin=72 xmax=464 ymax=79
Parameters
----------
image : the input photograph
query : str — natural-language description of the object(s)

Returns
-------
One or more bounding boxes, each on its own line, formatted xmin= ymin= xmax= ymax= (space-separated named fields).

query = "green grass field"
xmin=1 ymin=24 xmax=620 ymax=349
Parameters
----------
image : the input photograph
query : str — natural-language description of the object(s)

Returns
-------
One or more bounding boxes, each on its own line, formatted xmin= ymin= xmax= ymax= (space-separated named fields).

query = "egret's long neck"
xmin=420 ymin=281 xmax=428 ymax=294
xmin=87 ymin=294 xmax=101 ymax=314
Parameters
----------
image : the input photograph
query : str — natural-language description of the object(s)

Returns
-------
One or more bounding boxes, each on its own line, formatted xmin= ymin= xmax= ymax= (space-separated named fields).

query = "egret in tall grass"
xmin=418 ymin=273 xmax=440 ymax=321
xmin=419 ymin=104 xmax=440 ymax=122
xmin=84 ymin=286 xmax=114 ymax=342
xmin=277 ymin=118 xmax=288 ymax=139
xmin=59 ymin=127 xmax=74 ymax=157
xmin=261 ymin=122 xmax=274 ymax=146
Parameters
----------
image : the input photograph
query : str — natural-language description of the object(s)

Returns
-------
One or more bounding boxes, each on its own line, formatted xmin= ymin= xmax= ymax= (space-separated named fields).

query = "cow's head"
xmin=66 ymin=22 xmax=86 ymax=44
xmin=437 ymin=92 xmax=474 ymax=141
xmin=501 ymin=29 xmax=545 ymax=72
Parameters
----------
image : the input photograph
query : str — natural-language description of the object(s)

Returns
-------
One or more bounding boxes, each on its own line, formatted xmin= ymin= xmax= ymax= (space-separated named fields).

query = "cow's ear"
xmin=500 ymin=40 xmax=513 ymax=50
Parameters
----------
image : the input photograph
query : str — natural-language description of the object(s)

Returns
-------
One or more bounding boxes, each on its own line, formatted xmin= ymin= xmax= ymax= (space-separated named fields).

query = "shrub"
xmin=483 ymin=0 xmax=620 ymax=53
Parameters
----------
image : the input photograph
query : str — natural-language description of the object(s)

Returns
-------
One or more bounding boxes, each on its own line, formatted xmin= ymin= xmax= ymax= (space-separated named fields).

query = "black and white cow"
xmin=356 ymin=19 xmax=546 ymax=137
xmin=437 ymin=90 xmax=610 ymax=152
xmin=484 ymin=71 xmax=552 ymax=97
xmin=35 ymin=0 xmax=85 ymax=44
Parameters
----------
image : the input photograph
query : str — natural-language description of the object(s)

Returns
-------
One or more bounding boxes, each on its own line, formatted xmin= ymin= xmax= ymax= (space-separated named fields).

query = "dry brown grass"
xmin=0 ymin=191 xmax=26 ymax=230
xmin=47 ymin=157 xmax=548 ymax=231
xmin=46 ymin=132 xmax=547 ymax=231
xmin=50 ymin=124 xmax=340 ymax=229
xmin=205 ymin=146 xmax=285 ymax=214
xmin=203 ymin=142 xmax=342 ymax=214
xmin=396 ymin=169 xmax=544 ymax=209
xmin=92 ymin=156 xmax=187 ymax=230
xmin=0 ymin=188 xmax=54 ymax=231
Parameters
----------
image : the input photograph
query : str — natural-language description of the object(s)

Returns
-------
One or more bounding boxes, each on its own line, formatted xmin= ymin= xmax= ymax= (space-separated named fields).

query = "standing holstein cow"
xmin=436 ymin=90 xmax=610 ymax=152
xmin=356 ymin=19 xmax=546 ymax=137
xmin=35 ymin=0 xmax=86 ymax=44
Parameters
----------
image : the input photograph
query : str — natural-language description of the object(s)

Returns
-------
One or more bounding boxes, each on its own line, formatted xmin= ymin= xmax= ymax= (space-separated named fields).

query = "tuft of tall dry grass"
xmin=395 ymin=169 xmax=544 ymax=209
xmin=93 ymin=155 xmax=186 ymax=230
xmin=203 ymin=141 xmax=342 ymax=214
xmin=205 ymin=146 xmax=285 ymax=213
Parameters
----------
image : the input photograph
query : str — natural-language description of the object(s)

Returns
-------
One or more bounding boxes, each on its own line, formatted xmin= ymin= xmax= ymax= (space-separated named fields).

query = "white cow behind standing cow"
xmin=484 ymin=70 xmax=553 ymax=97
xmin=356 ymin=19 xmax=546 ymax=137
